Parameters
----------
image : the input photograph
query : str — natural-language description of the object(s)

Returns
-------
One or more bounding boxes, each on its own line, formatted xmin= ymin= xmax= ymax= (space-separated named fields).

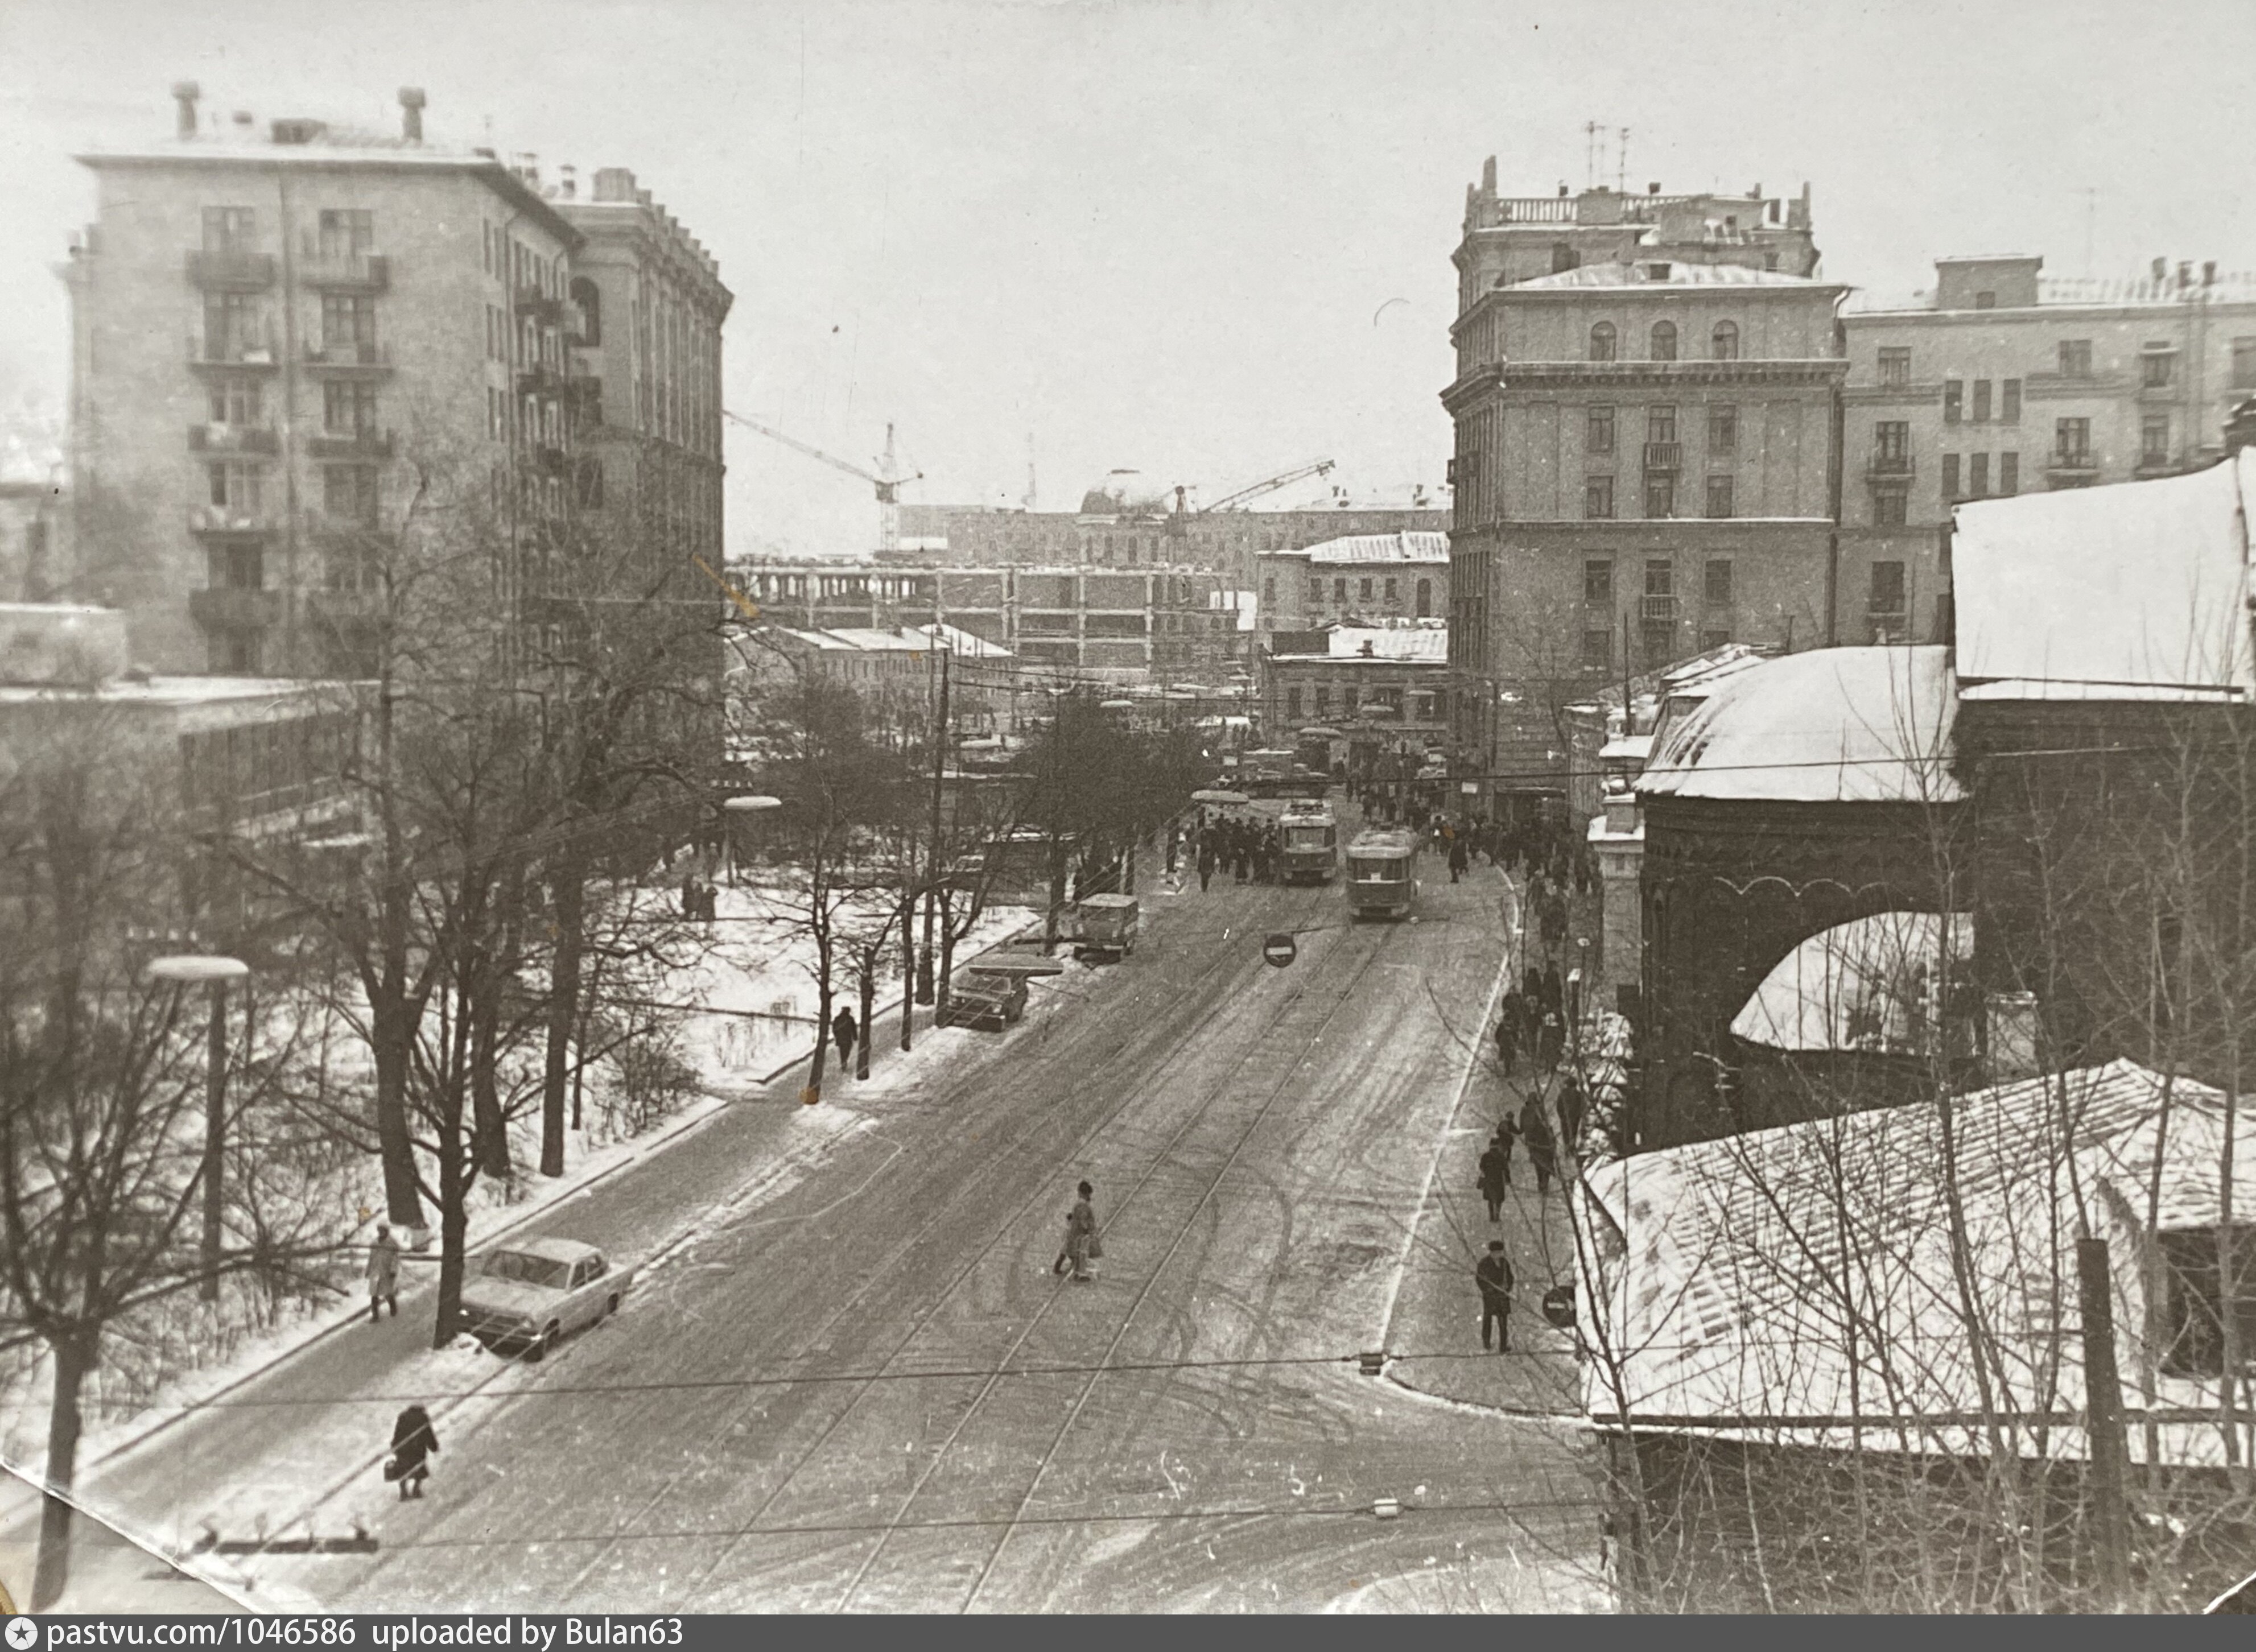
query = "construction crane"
xmin=1193 ymin=459 xmax=1337 ymax=515
xmin=724 ymin=411 xmax=923 ymax=551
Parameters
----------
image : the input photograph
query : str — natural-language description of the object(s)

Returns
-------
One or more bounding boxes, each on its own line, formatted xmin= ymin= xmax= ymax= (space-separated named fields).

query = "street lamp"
xmin=145 ymin=954 xmax=250 ymax=1303
xmin=722 ymin=794 xmax=781 ymax=887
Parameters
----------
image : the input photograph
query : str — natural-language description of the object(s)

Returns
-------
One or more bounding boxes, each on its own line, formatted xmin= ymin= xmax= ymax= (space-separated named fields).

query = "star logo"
xmin=5 ymin=1612 xmax=39 ymax=1648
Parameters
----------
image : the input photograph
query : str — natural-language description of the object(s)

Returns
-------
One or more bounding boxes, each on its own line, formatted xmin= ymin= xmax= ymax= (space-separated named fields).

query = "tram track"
xmin=823 ymin=915 xmax=1397 ymax=1611
xmin=534 ymin=880 xmax=1327 ymax=1606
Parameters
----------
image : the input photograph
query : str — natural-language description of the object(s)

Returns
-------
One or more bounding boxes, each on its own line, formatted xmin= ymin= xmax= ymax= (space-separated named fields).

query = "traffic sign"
xmin=1263 ymin=932 xmax=1297 ymax=968
xmin=1541 ymin=1283 xmax=1577 ymax=1330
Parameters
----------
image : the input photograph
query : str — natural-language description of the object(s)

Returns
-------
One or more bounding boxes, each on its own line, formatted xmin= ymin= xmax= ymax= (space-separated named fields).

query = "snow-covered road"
xmin=32 ymin=817 xmax=1606 ymax=1612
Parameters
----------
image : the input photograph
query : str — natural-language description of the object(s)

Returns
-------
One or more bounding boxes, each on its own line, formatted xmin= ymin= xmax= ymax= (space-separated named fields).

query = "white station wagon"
xmin=458 ymin=1237 xmax=633 ymax=1360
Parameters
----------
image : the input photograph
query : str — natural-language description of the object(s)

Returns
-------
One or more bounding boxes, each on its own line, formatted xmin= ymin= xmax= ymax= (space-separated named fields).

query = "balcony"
xmin=187 ymin=503 xmax=277 ymax=539
xmin=1640 ymin=593 xmax=1679 ymax=623
xmin=517 ymin=364 xmax=571 ymax=399
xmin=189 ymin=587 xmax=282 ymax=630
xmin=564 ymin=377 xmax=604 ymax=429
xmin=188 ymin=336 xmax=279 ymax=372
xmin=1865 ymin=452 xmax=1915 ymax=481
xmin=530 ymin=442 xmax=569 ymax=477
xmin=303 ymin=340 xmax=393 ymax=373
xmin=187 ymin=423 xmax=279 ymax=456
xmin=307 ymin=428 xmax=397 ymax=460
xmin=2134 ymin=449 xmax=2183 ymax=477
xmin=1642 ymin=441 xmax=1682 ymax=472
xmin=302 ymin=252 xmax=390 ymax=292
xmin=515 ymin=287 xmax=565 ymax=324
xmin=2047 ymin=449 xmax=2098 ymax=477
xmin=1868 ymin=609 xmax=1910 ymax=643
xmin=185 ymin=249 xmax=275 ymax=289
xmin=303 ymin=511 xmax=390 ymax=544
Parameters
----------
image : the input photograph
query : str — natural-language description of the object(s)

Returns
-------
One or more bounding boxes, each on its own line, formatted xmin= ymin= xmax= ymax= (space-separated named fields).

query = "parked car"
xmin=938 ymin=964 xmax=1030 ymax=1032
xmin=458 ymin=1237 xmax=632 ymax=1360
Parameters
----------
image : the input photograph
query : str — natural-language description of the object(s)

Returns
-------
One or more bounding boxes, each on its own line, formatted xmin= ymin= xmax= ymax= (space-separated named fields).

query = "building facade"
xmin=64 ymin=84 xmax=725 ymax=681
xmin=732 ymin=559 xmax=1241 ymax=679
xmin=897 ymin=495 xmax=1450 ymax=588
xmin=1258 ymin=621 xmax=1449 ymax=758
xmin=1840 ymin=254 xmax=2256 ymax=647
xmin=1442 ymin=172 xmax=1847 ymax=817
xmin=1252 ymin=530 xmax=1447 ymax=635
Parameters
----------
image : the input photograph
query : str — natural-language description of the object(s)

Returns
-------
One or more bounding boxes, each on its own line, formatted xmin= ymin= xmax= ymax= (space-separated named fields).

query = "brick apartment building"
xmin=1442 ymin=164 xmax=1846 ymax=819
xmin=62 ymin=84 xmax=727 ymax=680
xmin=1839 ymin=254 xmax=2256 ymax=647
xmin=1252 ymin=530 xmax=1447 ymax=636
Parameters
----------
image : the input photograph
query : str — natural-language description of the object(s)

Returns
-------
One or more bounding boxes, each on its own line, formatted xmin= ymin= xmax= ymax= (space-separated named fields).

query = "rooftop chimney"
xmin=592 ymin=167 xmax=637 ymax=203
xmin=398 ymin=86 xmax=425 ymax=143
xmin=558 ymin=164 xmax=576 ymax=201
xmin=2152 ymin=257 xmax=2167 ymax=284
xmin=1647 ymin=181 xmax=1661 ymax=195
xmin=2178 ymin=260 xmax=2193 ymax=291
xmin=172 ymin=81 xmax=200 ymax=139
xmin=2204 ymin=260 xmax=2217 ymax=287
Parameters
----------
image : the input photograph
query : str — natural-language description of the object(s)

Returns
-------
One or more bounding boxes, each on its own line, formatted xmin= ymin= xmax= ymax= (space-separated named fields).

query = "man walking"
xmin=1521 ymin=1099 xmax=1557 ymax=1197
xmin=367 ymin=1224 xmax=402 ymax=1323
xmin=1057 ymin=1180 xmax=1100 ymax=1282
xmin=831 ymin=1006 xmax=859 ymax=1073
xmin=1477 ymin=1137 xmax=1509 ymax=1223
xmin=1493 ymin=998 xmax=1520 ymax=1076
xmin=1476 ymin=1241 xmax=1516 ymax=1352
xmin=1448 ymin=833 xmax=1470 ymax=884
xmin=1491 ymin=1112 xmax=1519 ymax=1187
xmin=1198 ymin=834 xmax=1216 ymax=893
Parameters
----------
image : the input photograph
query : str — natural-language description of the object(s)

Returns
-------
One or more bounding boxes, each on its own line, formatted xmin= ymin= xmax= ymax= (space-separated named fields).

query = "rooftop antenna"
xmin=1616 ymin=126 xmax=1630 ymax=195
xmin=2080 ymin=185 xmax=2099 ymax=278
xmin=1583 ymin=121 xmax=1603 ymax=190
xmin=1023 ymin=432 xmax=1037 ymax=511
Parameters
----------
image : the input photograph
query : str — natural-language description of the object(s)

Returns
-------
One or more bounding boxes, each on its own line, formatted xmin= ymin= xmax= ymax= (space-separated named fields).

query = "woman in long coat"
xmin=389 ymin=1404 xmax=439 ymax=1500
xmin=1063 ymin=1180 xmax=1099 ymax=1282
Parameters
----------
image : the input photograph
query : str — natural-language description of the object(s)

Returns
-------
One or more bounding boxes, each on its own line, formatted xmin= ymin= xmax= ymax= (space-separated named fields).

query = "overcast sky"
xmin=2 ymin=0 xmax=2251 ymax=555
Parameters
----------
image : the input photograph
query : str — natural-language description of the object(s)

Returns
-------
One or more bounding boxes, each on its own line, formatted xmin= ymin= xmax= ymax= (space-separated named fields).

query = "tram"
xmin=1343 ymin=828 xmax=1420 ymax=920
xmin=1277 ymin=800 xmax=1339 ymax=884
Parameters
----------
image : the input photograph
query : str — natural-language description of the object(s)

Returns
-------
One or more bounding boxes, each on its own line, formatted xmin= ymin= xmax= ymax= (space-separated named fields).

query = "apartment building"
xmin=1442 ymin=167 xmax=1846 ymax=818
xmin=1252 ymin=531 xmax=1447 ymax=635
xmin=556 ymin=167 xmax=731 ymax=624
xmin=63 ymin=84 xmax=725 ymax=681
xmin=1840 ymin=254 xmax=2256 ymax=646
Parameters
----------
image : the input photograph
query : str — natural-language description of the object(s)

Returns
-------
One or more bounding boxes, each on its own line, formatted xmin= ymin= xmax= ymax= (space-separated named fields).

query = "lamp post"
xmin=145 ymin=954 xmax=250 ymax=1302
xmin=722 ymin=794 xmax=781 ymax=887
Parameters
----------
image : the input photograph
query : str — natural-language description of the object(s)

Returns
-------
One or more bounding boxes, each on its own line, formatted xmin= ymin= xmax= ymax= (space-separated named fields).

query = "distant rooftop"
xmin=1510 ymin=259 xmax=1837 ymax=292
xmin=1260 ymin=531 xmax=1450 ymax=565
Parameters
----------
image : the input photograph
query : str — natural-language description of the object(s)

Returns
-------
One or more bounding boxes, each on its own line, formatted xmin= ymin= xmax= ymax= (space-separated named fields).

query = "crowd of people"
xmin=1185 ymin=816 xmax=1286 ymax=891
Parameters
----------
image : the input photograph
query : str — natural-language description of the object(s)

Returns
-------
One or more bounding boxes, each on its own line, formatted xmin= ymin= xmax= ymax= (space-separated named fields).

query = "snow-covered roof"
xmin=1953 ymin=451 xmax=2254 ymax=699
xmin=1584 ymin=1058 xmax=2255 ymax=1460
xmin=1510 ymin=259 xmax=1838 ymax=291
xmin=778 ymin=623 xmax=1009 ymax=658
xmin=1636 ymin=646 xmax=1962 ymax=806
xmin=1261 ymin=531 xmax=1451 ymax=565
xmin=1274 ymin=625 xmax=1448 ymax=663
xmin=1730 ymin=911 xmax=1972 ymax=1054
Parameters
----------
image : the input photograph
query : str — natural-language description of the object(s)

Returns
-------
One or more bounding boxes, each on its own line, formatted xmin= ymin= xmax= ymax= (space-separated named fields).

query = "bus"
xmin=1343 ymin=828 xmax=1420 ymax=920
xmin=1278 ymin=802 xmax=1339 ymax=883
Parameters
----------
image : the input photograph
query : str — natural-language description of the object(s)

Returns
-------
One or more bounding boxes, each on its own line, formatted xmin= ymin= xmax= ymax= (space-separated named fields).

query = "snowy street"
xmin=19 ymin=837 xmax=1602 ymax=1612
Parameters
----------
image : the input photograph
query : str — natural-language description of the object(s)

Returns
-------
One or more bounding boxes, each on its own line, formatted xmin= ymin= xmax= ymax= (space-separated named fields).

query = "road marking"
xmin=1374 ymin=895 xmax=1513 ymax=1351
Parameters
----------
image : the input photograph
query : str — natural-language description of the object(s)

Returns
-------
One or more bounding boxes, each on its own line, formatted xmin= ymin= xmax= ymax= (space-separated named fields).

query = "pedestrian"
xmin=1558 ymin=1075 xmax=1587 ymax=1156
xmin=1448 ymin=835 xmax=1470 ymax=884
xmin=386 ymin=1404 xmax=438 ymax=1501
xmin=1476 ymin=1240 xmax=1516 ymax=1352
xmin=1521 ymin=1100 xmax=1557 ymax=1196
xmin=366 ymin=1224 xmax=401 ymax=1323
xmin=1055 ymin=1179 xmax=1100 ymax=1282
xmin=1537 ymin=1009 xmax=1564 ymax=1073
xmin=1542 ymin=961 xmax=1564 ymax=1016
xmin=1198 ymin=837 xmax=1216 ymax=893
xmin=1492 ymin=1002 xmax=1519 ymax=1076
xmin=680 ymin=872 xmax=698 ymax=919
xmin=1477 ymin=1138 xmax=1508 ymax=1222
xmin=831 ymin=1006 xmax=859 ymax=1070
xmin=1165 ymin=825 xmax=1181 ymax=874
xmin=1492 ymin=1112 xmax=1519 ymax=1185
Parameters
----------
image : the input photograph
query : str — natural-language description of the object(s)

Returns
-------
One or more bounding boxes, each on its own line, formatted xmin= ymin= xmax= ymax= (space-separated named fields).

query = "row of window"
xmin=1267 ymin=574 xmax=1437 ymax=613
xmin=1586 ymin=404 xmax=1739 ymax=456
xmin=201 ymin=206 xmax=374 ymax=259
xmin=1581 ymin=556 xmax=1735 ymax=608
xmin=1877 ymin=340 xmax=2256 ymax=391
xmin=1581 ymin=474 xmax=1739 ymax=520
xmin=1587 ymin=320 xmax=1743 ymax=363
xmin=203 ymin=461 xmax=385 ymax=524
xmin=1282 ymin=685 xmax=1441 ymax=722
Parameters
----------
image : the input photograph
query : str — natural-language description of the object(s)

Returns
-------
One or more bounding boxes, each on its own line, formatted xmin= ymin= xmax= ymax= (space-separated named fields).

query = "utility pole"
xmin=2077 ymin=1234 xmax=2135 ymax=1606
xmin=918 ymin=641 xmax=951 ymax=1005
